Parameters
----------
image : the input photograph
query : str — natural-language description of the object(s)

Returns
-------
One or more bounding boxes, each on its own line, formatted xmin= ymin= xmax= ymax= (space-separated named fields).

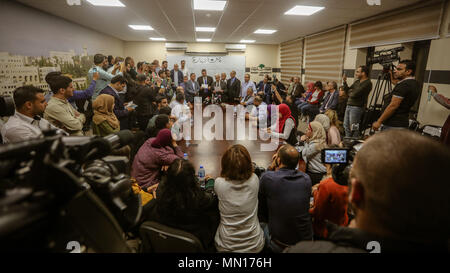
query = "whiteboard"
xmin=166 ymin=55 xmax=246 ymax=81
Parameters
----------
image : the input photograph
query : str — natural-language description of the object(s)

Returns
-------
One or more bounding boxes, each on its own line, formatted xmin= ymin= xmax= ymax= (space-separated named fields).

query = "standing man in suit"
xmin=99 ymin=75 xmax=135 ymax=130
xmin=197 ymin=69 xmax=214 ymax=102
xmin=185 ymin=72 xmax=200 ymax=104
xmin=257 ymin=75 xmax=273 ymax=105
xmin=227 ymin=70 xmax=241 ymax=104
xmin=170 ymin=64 xmax=184 ymax=87
xmin=212 ymin=74 xmax=228 ymax=104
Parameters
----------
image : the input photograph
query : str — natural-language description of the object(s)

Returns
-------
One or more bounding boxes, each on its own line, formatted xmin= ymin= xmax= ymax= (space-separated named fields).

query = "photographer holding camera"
xmin=286 ymin=130 xmax=450 ymax=253
xmin=372 ymin=60 xmax=420 ymax=131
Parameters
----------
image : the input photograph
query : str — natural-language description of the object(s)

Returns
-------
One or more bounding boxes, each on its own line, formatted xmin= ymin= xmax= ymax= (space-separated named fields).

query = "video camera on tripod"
xmin=358 ymin=46 xmax=405 ymax=137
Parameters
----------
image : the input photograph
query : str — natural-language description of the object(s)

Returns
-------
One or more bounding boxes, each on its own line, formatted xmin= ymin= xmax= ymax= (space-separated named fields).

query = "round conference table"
xmin=175 ymin=112 xmax=278 ymax=178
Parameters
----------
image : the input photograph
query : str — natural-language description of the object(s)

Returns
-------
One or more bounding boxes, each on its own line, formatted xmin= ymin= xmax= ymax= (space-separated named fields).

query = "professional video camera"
xmin=0 ymin=128 xmax=142 ymax=252
xmin=358 ymin=46 xmax=405 ymax=137
xmin=0 ymin=95 xmax=15 ymax=117
xmin=367 ymin=46 xmax=404 ymax=71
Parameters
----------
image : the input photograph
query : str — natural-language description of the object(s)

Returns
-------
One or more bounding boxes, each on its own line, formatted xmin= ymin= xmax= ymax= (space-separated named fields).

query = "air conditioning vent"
xmin=225 ymin=44 xmax=246 ymax=52
xmin=165 ymin=43 xmax=188 ymax=51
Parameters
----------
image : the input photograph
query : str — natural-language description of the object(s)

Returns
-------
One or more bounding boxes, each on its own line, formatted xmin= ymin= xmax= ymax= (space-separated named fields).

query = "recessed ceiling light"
xmin=196 ymin=27 xmax=216 ymax=32
xmin=240 ymin=40 xmax=255 ymax=43
xmin=193 ymin=0 xmax=226 ymax=11
xmin=150 ymin=37 xmax=166 ymax=41
xmin=197 ymin=38 xmax=212 ymax=42
xmin=254 ymin=29 xmax=277 ymax=34
xmin=284 ymin=5 xmax=325 ymax=16
xmin=85 ymin=0 xmax=125 ymax=7
xmin=129 ymin=25 xmax=153 ymax=30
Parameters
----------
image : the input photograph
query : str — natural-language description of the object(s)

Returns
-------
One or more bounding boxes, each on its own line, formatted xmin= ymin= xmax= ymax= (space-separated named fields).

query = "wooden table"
xmin=176 ymin=114 xmax=277 ymax=178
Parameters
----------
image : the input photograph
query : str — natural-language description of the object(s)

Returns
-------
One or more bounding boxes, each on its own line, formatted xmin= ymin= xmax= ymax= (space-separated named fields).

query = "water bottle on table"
xmin=198 ymin=165 xmax=206 ymax=189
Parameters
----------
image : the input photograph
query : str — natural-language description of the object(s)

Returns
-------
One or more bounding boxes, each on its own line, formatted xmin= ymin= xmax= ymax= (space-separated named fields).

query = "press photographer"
xmin=372 ymin=60 xmax=420 ymax=131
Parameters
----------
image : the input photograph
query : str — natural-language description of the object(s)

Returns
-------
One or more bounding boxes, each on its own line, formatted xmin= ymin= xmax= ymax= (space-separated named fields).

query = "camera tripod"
xmin=359 ymin=65 xmax=393 ymax=136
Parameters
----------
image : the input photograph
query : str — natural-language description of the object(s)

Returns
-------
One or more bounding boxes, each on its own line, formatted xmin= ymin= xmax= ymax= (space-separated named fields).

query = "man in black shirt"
xmin=372 ymin=60 xmax=420 ymax=131
xmin=134 ymin=74 xmax=157 ymax=131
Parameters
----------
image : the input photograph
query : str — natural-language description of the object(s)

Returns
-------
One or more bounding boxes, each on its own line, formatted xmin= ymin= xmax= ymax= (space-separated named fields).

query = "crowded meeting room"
xmin=0 ymin=0 xmax=449 ymax=258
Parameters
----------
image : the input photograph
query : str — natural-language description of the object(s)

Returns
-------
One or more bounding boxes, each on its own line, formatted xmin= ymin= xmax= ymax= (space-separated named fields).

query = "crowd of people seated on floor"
xmin=0 ymin=54 xmax=449 ymax=253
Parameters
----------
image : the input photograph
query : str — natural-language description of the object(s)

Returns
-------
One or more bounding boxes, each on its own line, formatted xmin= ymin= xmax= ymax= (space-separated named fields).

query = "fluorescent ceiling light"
xmin=150 ymin=37 xmax=166 ymax=41
xmin=129 ymin=25 xmax=153 ymax=30
xmin=196 ymin=27 xmax=216 ymax=32
xmin=284 ymin=5 xmax=325 ymax=16
xmin=193 ymin=0 xmax=226 ymax=11
xmin=240 ymin=40 xmax=255 ymax=43
xmin=197 ymin=38 xmax=212 ymax=42
xmin=85 ymin=0 xmax=125 ymax=7
xmin=254 ymin=29 xmax=277 ymax=34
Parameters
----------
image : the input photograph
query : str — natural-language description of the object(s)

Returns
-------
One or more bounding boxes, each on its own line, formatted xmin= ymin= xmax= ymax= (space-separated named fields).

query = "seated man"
xmin=44 ymin=74 xmax=86 ymax=136
xmin=286 ymin=130 xmax=450 ymax=253
xmin=99 ymin=75 xmax=135 ymax=130
xmin=1 ymin=85 xmax=61 ymax=143
xmin=259 ymin=144 xmax=313 ymax=252
xmin=246 ymin=96 xmax=268 ymax=128
xmin=240 ymin=87 xmax=255 ymax=107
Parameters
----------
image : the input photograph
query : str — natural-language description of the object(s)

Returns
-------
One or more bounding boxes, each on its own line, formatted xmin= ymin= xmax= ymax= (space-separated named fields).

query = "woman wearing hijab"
xmin=92 ymin=94 xmax=120 ymax=136
xmin=131 ymin=128 xmax=184 ymax=191
xmin=298 ymin=121 xmax=327 ymax=185
xmin=267 ymin=103 xmax=297 ymax=146
xmin=313 ymin=114 xmax=331 ymax=144
xmin=296 ymin=82 xmax=315 ymax=109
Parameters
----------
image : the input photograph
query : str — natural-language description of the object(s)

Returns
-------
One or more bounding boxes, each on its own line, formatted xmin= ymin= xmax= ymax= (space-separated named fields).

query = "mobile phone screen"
xmin=322 ymin=149 xmax=348 ymax=164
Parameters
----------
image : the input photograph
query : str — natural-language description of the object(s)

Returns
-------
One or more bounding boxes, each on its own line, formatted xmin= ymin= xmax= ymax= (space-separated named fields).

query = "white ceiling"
xmin=15 ymin=0 xmax=422 ymax=44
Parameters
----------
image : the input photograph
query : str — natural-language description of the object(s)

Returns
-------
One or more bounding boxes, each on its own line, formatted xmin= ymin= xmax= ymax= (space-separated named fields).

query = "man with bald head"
xmin=286 ymin=129 xmax=450 ymax=253
xmin=258 ymin=144 xmax=313 ymax=252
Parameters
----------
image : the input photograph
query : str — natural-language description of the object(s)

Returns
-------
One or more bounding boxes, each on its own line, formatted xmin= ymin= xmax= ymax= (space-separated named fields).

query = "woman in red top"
xmin=309 ymin=163 xmax=349 ymax=238
xmin=301 ymin=81 xmax=324 ymax=121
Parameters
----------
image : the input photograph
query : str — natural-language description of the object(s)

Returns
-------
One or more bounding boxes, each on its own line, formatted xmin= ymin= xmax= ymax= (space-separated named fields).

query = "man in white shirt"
xmin=1 ymin=86 xmax=61 ymax=143
xmin=241 ymin=73 xmax=257 ymax=98
xmin=171 ymin=93 xmax=191 ymax=141
xmin=247 ymin=96 xmax=268 ymax=128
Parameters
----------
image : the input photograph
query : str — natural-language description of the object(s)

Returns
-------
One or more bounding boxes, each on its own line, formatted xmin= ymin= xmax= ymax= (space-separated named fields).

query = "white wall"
xmin=0 ymin=0 xmax=124 ymax=57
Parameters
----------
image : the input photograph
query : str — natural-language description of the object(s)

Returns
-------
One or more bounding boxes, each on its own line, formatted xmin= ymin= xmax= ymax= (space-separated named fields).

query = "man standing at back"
xmin=372 ymin=60 xmax=420 ymax=131
xmin=171 ymin=63 xmax=184 ymax=87
xmin=197 ymin=69 xmax=213 ymax=102
xmin=259 ymin=144 xmax=313 ymax=252
xmin=241 ymin=73 xmax=257 ymax=99
xmin=88 ymin=54 xmax=122 ymax=99
xmin=227 ymin=70 xmax=241 ymax=104
xmin=185 ymin=73 xmax=200 ymax=104
xmin=342 ymin=66 xmax=372 ymax=137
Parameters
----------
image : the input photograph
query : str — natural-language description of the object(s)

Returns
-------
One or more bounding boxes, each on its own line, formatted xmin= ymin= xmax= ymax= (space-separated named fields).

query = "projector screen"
xmin=166 ymin=55 xmax=246 ymax=81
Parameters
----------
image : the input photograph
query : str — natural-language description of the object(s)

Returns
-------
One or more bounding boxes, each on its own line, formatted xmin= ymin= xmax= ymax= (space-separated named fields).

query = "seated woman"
xmin=313 ymin=114 xmax=331 ymax=144
xmin=310 ymin=152 xmax=349 ymax=239
xmin=295 ymin=82 xmax=314 ymax=109
xmin=298 ymin=121 xmax=327 ymax=186
xmin=143 ymin=159 xmax=220 ymax=252
xmin=214 ymin=144 xmax=265 ymax=253
xmin=92 ymin=94 xmax=130 ymax=157
xmin=131 ymin=128 xmax=184 ymax=190
xmin=324 ymin=110 xmax=342 ymax=146
xmin=267 ymin=103 xmax=297 ymax=146
xmin=299 ymin=81 xmax=324 ymax=122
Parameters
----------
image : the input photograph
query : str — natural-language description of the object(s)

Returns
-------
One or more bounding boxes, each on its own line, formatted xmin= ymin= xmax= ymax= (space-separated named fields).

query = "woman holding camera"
xmin=298 ymin=121 xmax=327 ymax=185
xmin=143 ymin=158 xmax=220 ymax=252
